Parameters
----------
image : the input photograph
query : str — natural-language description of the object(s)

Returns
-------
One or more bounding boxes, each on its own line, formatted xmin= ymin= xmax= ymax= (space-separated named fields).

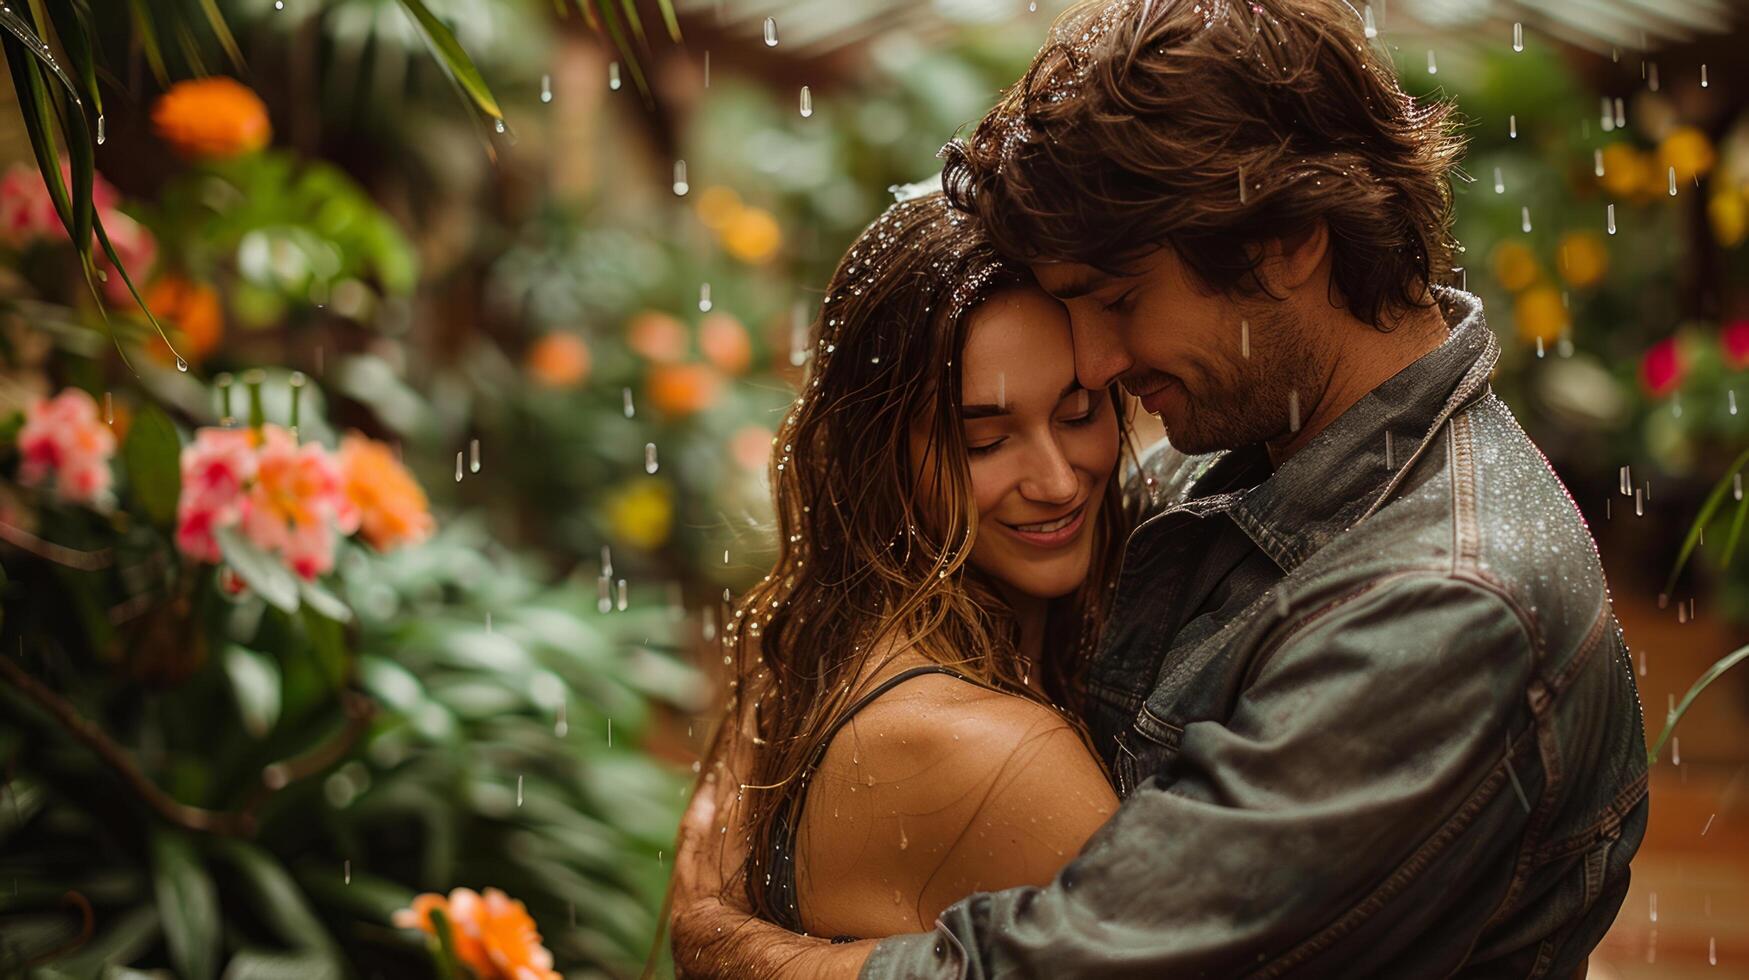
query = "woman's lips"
xmin=1001 ymin=502 xmax=1088 ymax=549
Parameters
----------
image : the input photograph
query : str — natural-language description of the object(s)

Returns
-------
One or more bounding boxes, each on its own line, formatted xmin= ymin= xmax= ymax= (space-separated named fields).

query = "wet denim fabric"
xmin=862 ymin=289 xmax=1649 ymax=978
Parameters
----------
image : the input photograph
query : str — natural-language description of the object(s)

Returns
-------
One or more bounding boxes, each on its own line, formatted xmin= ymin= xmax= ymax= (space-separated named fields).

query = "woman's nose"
xmin=1020 ymin=438 xmax=1080 ymax=505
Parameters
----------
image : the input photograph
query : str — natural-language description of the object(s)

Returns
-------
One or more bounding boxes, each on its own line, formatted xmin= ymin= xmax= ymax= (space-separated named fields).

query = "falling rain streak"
xmin=673 ymin=160 xmax=689 ymax=197
xmin=623 ymin=387 xmax=636 ymax=418
xmin=540 ymin=74 xmax=552 ymax=103
xmin=1594 ymin=148 xmax=1606 ymax=177
xmin=1521 ymin=206 xmax=1532 ymax=233
xmin=1668 ymin=167 xmax=1678 ymax=196
xmin=1512 ymin=22 xmax=1523 ymax=52
xmin=1426 ymin=50 xmax=1437 ymax=75
xmin=800 ymin=85 xmax=813 ymax=118
xmin=1508 ymin=115 xmax=1517 ymax=139
xmin=1494 ymin=167 xmax=1505 ymax=194
xmin=1701 ymin=64 xmax=1709 ymax=88
xmin=645 ymin=443 xmax=660 ymax=474
xmin=1288 ymin=391 xmax=1302 ymax=432
xmin=610 ymin=62 xmax=621 ymax=91
xmin=699 ymin=282 xmax=713 ymax=312
xmin=470 ymin=438 xmax=481 ymax=473
xmin=455 ymin=452 xmax=464 ymax=482
xmin=1607 ymin=203 xmax=1617 ymax=235
xmin=763 ymin=16 xmax=779 ymax=46
xmin=1241 ymin=319 xmax=1251 ymax=358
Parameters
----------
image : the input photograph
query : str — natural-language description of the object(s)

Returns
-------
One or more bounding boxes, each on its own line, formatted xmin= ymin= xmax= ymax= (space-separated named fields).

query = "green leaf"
xmin=299 ymin=577 xmax=353 ymax=623
xmin=1648 ymin=643 xmax=1749 ymax=766
xmin=212 ymin=840 xmax=340 ymax=957
xmin=427 ymin=906 xmax=463 ymax=980
xmin=1721 ymin=485 xmax=1749 ymax=568
xmin=150 ymin=829 xmax=220 ymax=980
xmin=220 ymin=949 xmax=345 ymax=980
xmin=395 ymin=0 xmax=503 ymax=120
xmin=301 ymin=605 xmax=348 ymax=689
xmin=223 ymin=644 xmax=282 ymax=738
xmin=0 ymin=2 xmax=86 ymax=108
xmin=1662 ymin=443 xmax=1749 ymax=599
xmin=122 ymin=402 xmax=182 ymax=527
xmin=217 ymin=525 xmax=301 ymax=614
xmin=655 ymin=0 xmax=681 ymax=42
xmin=36 ymin=903 xmax=159 ymax=974
xmin=192 ymin=0 xmax=243 ymax=71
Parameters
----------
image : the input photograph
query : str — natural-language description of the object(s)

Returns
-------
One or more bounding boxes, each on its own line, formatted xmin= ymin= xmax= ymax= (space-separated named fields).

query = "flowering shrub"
xmin=395 ymin=888 xmax=561 ymax=980
xmin=177 ymin=425 xmax=427 ymax=580
xmin=16 ymin=388 xmax=116 ymax=506
xmin=152 ymin=76 xmax=273 ymax=159
xmin=0 ymin=162 xmax=157 ymax=303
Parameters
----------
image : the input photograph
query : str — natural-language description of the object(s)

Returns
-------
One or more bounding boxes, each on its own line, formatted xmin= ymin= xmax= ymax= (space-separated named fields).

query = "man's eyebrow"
xmin=1044 ymin=273 xmax=1112 ymax=300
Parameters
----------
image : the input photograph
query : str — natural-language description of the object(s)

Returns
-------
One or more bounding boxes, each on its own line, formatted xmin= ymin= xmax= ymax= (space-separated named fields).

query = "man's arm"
xmin=863 ymin=574 xmax=1539 ymax=979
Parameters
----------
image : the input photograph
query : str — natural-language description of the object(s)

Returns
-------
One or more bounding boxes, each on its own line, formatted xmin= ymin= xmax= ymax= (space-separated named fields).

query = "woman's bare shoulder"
xmin=794 ymin=668 xmax=1117 ymax=938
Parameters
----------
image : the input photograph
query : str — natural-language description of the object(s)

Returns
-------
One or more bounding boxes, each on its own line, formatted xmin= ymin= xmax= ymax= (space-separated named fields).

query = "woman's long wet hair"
xmin=704 ymin=192 xmax=1136 ymax=929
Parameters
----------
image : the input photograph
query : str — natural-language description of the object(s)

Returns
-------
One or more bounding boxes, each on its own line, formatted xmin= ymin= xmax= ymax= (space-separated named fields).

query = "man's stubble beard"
xmin=1162 ymin=304 xmax=1322 ymax=456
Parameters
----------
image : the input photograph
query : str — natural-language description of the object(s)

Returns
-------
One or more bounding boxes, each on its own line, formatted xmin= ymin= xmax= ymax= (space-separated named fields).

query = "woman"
xmin=710 ymin=192 xmax=1137 ymax=941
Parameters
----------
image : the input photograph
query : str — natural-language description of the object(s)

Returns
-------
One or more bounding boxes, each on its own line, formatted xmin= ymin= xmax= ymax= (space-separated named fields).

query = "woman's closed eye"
xmin=1100 ymin=287 xmax=1139 ymax=315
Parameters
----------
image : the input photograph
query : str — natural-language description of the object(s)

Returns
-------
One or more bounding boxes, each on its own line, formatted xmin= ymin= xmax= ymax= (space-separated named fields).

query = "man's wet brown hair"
xmin=940 ymin=0 xmax=1464 ymax=329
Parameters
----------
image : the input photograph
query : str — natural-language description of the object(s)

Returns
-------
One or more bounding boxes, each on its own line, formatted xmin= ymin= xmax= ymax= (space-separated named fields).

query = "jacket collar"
xmin=1211 ymin=288 xmax=1498 ymax=573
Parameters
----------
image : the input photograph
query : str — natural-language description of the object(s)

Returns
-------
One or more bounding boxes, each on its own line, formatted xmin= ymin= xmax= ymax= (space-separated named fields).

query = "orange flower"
xmin=393 ymin=888 xmax=558 ymax=980
xmin=339 ymin=433 xmax=434 ymax=552
xmin=699 ymin=312 xmax=753 ymax=374
xmin=144 ymin=276 xmax=224 ymax=364
xmin=151 ymin=78 xmax=271 ymax=160
xmin=647 ymin=363 xmax=722 ymax=418
xmin=720 ymin=207 xmax=782 ymax=264
xmin=525 ymin=333 xmax=590 ymax=388
xmin=626 ymin=311 xmax=688 ymax=363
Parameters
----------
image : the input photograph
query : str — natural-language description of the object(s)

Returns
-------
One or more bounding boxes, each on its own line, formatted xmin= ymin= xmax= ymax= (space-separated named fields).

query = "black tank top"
xmin=764 ymin=664 xmax=970 ymax=940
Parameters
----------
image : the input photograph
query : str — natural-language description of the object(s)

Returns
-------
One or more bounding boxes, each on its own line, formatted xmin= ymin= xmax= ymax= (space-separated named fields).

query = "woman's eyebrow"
xmin=961 ymin=381 xmax=1080 ymax=418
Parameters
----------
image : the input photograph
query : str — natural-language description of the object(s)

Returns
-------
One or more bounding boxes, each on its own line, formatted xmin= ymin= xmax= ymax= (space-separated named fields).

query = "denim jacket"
xmin=862 ymin=290 xmax=1649 ymax=978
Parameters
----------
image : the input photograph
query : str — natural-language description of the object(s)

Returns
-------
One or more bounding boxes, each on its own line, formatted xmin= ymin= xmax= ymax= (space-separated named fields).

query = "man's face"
xmin=1034 ymin=247 xmax=1321 ymax=455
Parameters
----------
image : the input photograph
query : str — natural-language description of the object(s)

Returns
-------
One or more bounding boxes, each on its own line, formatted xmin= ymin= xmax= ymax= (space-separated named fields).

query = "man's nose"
xmin=1071 ymin=315 xmax=1131 ymax=391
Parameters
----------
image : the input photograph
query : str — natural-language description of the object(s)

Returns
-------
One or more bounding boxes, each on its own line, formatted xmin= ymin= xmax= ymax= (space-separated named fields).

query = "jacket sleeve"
xmin=861 ymin=574 xmax=1538 ymax=979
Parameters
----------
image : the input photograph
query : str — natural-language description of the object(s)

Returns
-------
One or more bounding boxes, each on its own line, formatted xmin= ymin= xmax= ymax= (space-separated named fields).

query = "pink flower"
xmin=1723 ymin=321 xmax=1749 ymax=371
xmin=0 ymin=165 xmax=61 ymax=245
xmin=0 ymin=163 xmax=155 ymax=301
xmin=176 ymin=427 xmax=258 ymax=562
xmin=16 ymin=388 xmax=116 ymax=505
xmin=97 ymin=211 xmax=158 ymax=306
xmin=1639 ymin=338 xmax=1686 ymax=398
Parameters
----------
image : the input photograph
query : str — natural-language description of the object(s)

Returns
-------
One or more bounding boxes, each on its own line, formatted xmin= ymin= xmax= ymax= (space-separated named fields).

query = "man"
xmin=671 ymin=0 xmax=1648 ymax=975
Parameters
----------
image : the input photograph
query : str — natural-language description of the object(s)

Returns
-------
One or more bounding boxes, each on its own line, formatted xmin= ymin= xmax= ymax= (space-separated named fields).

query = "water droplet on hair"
xmin=763 ymin=16 xmax=779 ymax=46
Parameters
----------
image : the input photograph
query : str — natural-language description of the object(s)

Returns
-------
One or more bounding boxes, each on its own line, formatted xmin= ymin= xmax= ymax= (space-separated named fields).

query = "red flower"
xmin=1639 ymin=338 xmax=1685 ymax=398
xmin=1722 ymin=320 xmax=1749 ymax=370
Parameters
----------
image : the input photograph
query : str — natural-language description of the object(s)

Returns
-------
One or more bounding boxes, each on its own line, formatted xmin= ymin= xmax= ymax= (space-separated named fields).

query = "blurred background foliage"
xmin=0 ymin=0 xmax=1745 ymax=976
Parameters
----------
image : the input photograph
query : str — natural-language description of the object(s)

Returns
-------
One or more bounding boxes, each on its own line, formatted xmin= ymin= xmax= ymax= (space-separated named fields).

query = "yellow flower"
xmin=1514 ymin=286 xmax=1569 ymax=346
xmin=1556 ymin=232 xmax=1608 ymax=289
xmin=1598 ymin=143 xmax=1648 ymax=199
xmin=720 ymin=208 xmax=782 ymax=264
xmin=151 ymin=78 xmax=271 ymax=159
xmin=1491 ymin=241 xmax=1540 ymax=293
xmin=606 ymin=479 xmax=673 ymax=550
xmin=1709 ymin=189 xmax=1746 ymax=248
xmin=1659 ymin=127 xmax=1716 ymax=184
xmin=696 ymin=186 xmax=743 ymax=230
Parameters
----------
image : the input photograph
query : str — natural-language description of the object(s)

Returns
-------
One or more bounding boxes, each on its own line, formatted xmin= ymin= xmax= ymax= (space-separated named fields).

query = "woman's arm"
xmin=795 ymin=676 xmax=1118 ymax=939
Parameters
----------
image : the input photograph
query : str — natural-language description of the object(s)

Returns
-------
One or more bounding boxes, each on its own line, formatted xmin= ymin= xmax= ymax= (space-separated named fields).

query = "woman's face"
xmin=912 ymin=286 xmax=1121 ymax=600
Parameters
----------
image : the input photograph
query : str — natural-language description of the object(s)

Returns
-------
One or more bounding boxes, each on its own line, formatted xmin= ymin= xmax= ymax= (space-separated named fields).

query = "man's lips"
xmin=1135 ymin=378 xmax=1180 ymax=415
xmin=999 ymin=501 xmax=1088 ymax=548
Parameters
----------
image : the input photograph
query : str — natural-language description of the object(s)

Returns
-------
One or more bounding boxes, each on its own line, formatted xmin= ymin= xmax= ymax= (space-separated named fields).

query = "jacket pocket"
xmin=1124 ymin=703 xmax=1185 ymax=783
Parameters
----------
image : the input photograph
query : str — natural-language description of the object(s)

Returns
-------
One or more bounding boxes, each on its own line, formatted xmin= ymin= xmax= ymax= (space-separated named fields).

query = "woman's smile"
xmin=1000 ymin=500 xmax=1088 ymax=549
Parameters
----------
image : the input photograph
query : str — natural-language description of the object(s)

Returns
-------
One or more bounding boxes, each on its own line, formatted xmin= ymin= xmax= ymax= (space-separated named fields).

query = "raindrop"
xmin=516 ymin=774 xmax=524 ymax=807
xmin=1241 ymin=319 xmax=1250 ymax=358
xmin=1508 ymin=115 xmax=1517 ymax=139
xmin=1668 ymin=166 xmax=1678 ymax=196
xmin=609 ymin=62 xmax=622 ymax=91
xmin=1701 ymin=64 xmax=1709 ymax=88
xmin=699 ymin=282 xmax=713 ymax=312
xmin=598 ymin=575 xmax=613 ymax=614
xmin=1613 ymin=98 xmax=1625 ymax=129
xmin=1521 ymin=206 xmax=1532 ymax=233
xmin=1673 ymin=737 xmax=1681 ymax=762
xmin=1735 ymin=473 xmax=1743 ymax=501
xmin=1607 ymin=204 xmax=1617 ymax=236
xmin=103 ymin=391 xmax=114 ymax=425
xmin=704 ymin=51 xmax=710 ymax=88
xmin=1648 ymin=62 xmax=1660 ymax=92
xmin=673 ymin=160 xmax=689 ymax=197
xmin=1426 ymin=50 xmax=1437 ymax=75
xmin=602 ymin=545 xmax=614 ymax=578
xmin=1600 ymin=97 xmax=1615 ymax=133
xmin=1287 ymin=390 xmax=1301 ymax=433
xmin=645 ymin=442 xmax=659 ymax=474
xmin=763 ymin=16 xmax=779 ymax=47
xmin=1635 ymin=487 xmax=1644 ymax=517
xmin=1029 ymin=0 xmax=1037 ymax=10
xmin=540 ymin=74 xmax=552 ymax=103
xmin=455 ymin=451 xmax=464 ymax=482
xmin=96 ymin=114 xmax=105 ymax=145
xmin=1512 ymin=22 xmax=1523 ymax=52
xmin=1535 ymin=337 xmax=1545 ymax=359
xmin=799 ymin=85 xmax=813 ymax=118
xmin=485 ymin=611 xmax=492 ymax=632
xmin=724 ymin=549 xmax=731 ymax=565
xmin=555 ymin=703 xmax=568 ymax=737
xmin=607 ymin=717 xmax=614 ymax=746
xmin=1594 ymin=148 xmax=1605 ymax=178
xmin=1493 ymin=167 xmax=1505 ymax=194
xmin=1649 ymin=891 xmax=1657 ymax=923
xmin=470 ymin=438 xmax=481 ymax=473
xmin=494 ymin=118 xmax=506 ymax=134
xmin=1384 ymin=430 xmax=1395 ymax=469
xmin=1709 ymin=936 xmax=1717 ymax=966
xmin=175 ymin=355 xmax=188 ymax=372
xmin=616 ymin=579 xmax=628 ymax=611
xmin=1362 ymin=3 xmax=1377 ymax=38
xmin=1238 ymin=165 xmax=1247 ymax=204
xmin=789 ymin=302 xmax=810 ymax=367
xmin=344 ymin=859 xmax=350 ymax=884
xmin=1730 ymin=390 xmax=1738 ymax=416
xmin=274 ymin=0 xmax=283 ymax=8
xmin=623 ymin=387 xmax=636 ymax=418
